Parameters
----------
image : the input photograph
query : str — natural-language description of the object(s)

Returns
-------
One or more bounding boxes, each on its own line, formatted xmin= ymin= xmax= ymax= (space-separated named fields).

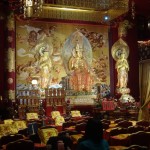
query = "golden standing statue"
xmin=39 ymin=46 xmax=52 ymax=89
xmin=111 ymin=38 xmax=130 ymax=95
xmin=115 ymin=52 xmax=129 ymax=88
xmin=111 ymin=20 xmax=134 ymax=101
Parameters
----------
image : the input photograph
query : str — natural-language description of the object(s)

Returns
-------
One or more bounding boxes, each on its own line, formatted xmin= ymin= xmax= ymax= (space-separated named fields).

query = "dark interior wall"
xmin=0 ymin=2 xmax=9 ymax=99
xmin=136 ymin=15 xmax=150 ymax=41
xmin=126 ymin=26 xmax=140 ymax=100
xmin=0 ymin=19 xmax=5 ymax=98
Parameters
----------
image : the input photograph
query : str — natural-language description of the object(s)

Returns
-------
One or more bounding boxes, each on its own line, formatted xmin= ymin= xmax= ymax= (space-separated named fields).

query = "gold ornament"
xmin=6 ymin=48 xmax=15 ymax=72
xmin=111 ymin=38 xmax=129 ymax=61
xmin=8 ymin=78 xmax=13 ymax=84
xmin=118 ymin=20 xmax=132 ymax=38
xmin=8 ymin=90 xmax=15 ymax=100
xmin=7 ymin=12 xmax=15 ymax=31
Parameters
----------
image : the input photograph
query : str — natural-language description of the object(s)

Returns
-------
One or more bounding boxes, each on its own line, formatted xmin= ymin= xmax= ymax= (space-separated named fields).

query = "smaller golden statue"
xmin=115 ymin=51 xmax=129 ymax=89
xmin=38 ymin=46 xmax=52 ymax=89
xmin=111 ymin=37 xmax=130 ymax=94
xmin=111 ymin=20 xmax=135 ymax=103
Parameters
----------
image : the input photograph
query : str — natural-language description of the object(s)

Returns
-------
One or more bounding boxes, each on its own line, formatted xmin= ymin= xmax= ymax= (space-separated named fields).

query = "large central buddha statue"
xmin=69 ymin=43 xmax=87 ymax=71
xmin=68 ymin=43 xmax=93 ymax=92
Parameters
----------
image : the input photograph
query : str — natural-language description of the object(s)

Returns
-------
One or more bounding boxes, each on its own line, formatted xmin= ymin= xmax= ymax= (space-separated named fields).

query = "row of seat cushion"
xmin=128 ymin=131 xmax=150 ymax=147
xmin=0 ymin=133 xmax=24 ymax=146
xmin=3 ymin=110 xmax=82 ymax=127
xmin=37 ymin=110 xmax=84 ymax=144
xmin=0 ymin=120 xmax=27 ymax=138
xmin=51 ymin=110 xmax=82 ymax=126
xmin=38 ymin=127 xmax=58 ymax=144
xmin=114 ymin=118 xmax=150 ymax=128
xmin=110 ymin=131 xmax=150 ymax=147
xmin=5 ymin=139 xmax=34 ymax=150
xmin=108 ymin=125 xmax=147 ymax=137
xmin=0 ymin=110 xmax=84 ymax=147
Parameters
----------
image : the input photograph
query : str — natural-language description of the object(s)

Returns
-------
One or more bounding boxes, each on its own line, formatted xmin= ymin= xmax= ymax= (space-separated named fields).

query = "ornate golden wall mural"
xmin=16 ymin=21 xmax=110 ymax=91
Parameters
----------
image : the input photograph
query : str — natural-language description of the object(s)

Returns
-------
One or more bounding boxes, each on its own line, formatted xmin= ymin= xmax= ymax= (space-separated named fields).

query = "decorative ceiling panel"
xmin=39 ymin=6 xmax=128 ymax=23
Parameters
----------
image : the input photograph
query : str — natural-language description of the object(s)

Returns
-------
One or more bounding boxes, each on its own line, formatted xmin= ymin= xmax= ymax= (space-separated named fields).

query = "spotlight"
xmin=104 ymin=15 xmax=110 ymax=21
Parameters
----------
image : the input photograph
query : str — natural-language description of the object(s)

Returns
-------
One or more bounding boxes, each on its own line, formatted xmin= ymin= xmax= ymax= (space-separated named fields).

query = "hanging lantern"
xmin=26 ymin=0 xmax=33 ymax=6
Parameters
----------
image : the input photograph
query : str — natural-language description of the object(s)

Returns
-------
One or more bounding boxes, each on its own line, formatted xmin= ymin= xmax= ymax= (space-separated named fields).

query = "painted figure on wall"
xmin=16 ymin=24 xmax=64 ymax=90
xmin=38 ymin=46 xmax=52 ymax=89
xmin=115 ymin=51 xmax=129 ymax=88
xmin=16 ymin=23 xmax=110 ymax=91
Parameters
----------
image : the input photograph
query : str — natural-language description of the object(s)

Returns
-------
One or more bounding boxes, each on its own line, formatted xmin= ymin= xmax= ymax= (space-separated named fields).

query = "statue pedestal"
xmin=65 ymin=94 xmax=96 ymax=115
xmin=116 ymin=87 xmax=135 ymax=103
xmin=119 ymin=94 xmax=135 ymax=103
xmin=116 ymin=87 xmax=130 ymax=95
xmin=65 ymin=94 xmax=96 ymax=106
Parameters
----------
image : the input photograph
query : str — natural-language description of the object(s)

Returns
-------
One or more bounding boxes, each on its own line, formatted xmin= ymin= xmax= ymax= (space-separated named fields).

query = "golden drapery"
xmin=138 ymin=60 xmax=150 ymax=121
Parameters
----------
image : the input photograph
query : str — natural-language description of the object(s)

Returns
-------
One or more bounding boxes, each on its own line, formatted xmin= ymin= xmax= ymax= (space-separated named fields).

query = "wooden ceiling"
xmin=134 ymin=0 xmax=150 ymax=40
xmin=0 ymin=0 xmax=150 ymax=17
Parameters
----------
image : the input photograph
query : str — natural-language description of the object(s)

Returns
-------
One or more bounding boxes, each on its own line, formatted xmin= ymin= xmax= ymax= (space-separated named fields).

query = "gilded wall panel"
xmin=16 ymin=21 xmax=110 ymax=95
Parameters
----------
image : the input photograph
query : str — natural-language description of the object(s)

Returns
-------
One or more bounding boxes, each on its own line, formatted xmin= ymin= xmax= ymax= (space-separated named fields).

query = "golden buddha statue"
xmin=68 ymin=43 xmax=93 ymax=92
xmin=69 ymin=43 xmax=87 ymax=71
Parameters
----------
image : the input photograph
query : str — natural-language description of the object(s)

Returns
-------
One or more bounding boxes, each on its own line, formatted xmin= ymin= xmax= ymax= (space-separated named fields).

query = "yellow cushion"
xmin=54 ymin=116 xmax=65 ymax=126
xmin=26 ymin=113 xmax=39 ymax=120
xmin=0 ymin=124 xmax=14 ymax=138
xmin=38 ymin=128 xmax=58 ymax=144
xmin=51 ymin=111 xmax=61 ymax=119
xmin=111 ymin=134 xmax=130 ymax=140
xmin=14 ymin=120 xmax=27 ymax=130
xmin=71 ymin=110 xmax=81 ymax=117
xmin=71 ymin=134 xmax=83 ymax=144
xmin=4 ymin=119 xmax=14 ymax=124
xmin=10 ymin=123 xmax=18 ymax=134
xmin=109 ymin=146 xmax=128 ymax=150
xmin=0 ymin=125 xmax=4 ymax=138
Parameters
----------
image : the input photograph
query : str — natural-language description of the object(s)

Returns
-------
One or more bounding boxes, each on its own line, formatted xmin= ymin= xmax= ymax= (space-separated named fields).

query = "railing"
xmin=44 ymin=0 xmax=128 ymax=10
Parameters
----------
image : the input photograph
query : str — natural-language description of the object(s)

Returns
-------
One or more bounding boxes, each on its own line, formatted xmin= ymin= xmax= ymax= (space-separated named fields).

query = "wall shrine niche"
xmin=16 ymin=21 xmax=110 ymax=96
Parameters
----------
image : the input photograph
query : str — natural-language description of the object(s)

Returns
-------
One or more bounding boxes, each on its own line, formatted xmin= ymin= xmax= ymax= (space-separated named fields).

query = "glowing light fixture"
xmin=104 ymin=15 xmax=110 ymax=21
xmin=32 ymin=79 xmax=38 ymax=85
xmin=26 ymin=0 xmax=33 ymax=6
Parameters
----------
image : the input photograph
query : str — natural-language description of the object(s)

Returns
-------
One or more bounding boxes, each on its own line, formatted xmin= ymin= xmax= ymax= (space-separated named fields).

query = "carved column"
xmin=5 ymin=12 xmax=16 ymax=101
